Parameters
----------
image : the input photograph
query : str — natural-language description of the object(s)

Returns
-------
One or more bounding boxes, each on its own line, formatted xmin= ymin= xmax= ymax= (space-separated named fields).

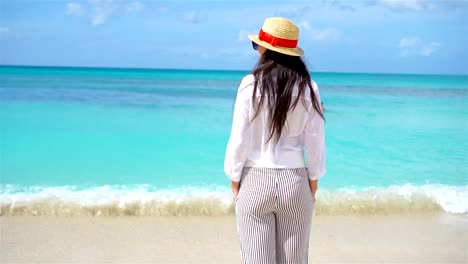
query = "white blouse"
xmin=224 ymin=74 xmax=326 ymax=182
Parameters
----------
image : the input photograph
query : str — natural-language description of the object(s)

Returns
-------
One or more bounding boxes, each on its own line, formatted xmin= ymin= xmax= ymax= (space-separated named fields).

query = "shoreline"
xmin=1 ymin=213 xmax=467 ymax=263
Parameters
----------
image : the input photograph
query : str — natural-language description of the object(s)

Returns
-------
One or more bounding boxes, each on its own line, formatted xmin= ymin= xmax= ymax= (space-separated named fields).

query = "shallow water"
xmin=1 ymin=66 xmax=467 ymax=215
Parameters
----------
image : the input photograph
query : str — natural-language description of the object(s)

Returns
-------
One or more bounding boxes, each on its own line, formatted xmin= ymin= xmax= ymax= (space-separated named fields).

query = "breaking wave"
xmin=1 ymin=184 xmax=467 ymax=216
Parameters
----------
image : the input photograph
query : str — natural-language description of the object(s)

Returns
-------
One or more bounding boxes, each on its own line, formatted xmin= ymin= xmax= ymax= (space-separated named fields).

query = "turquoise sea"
xmin=1 ymin=66 xmax=467 ymax=216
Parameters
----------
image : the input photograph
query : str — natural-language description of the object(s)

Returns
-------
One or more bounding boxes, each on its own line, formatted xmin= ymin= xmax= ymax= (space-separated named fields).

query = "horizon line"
xmin=0 ymin=64 xmax=466 ymax=77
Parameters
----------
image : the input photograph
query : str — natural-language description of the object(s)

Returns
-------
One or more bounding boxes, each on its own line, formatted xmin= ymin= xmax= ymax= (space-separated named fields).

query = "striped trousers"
xmin=234 ymin=167 xmax=315 ymax=264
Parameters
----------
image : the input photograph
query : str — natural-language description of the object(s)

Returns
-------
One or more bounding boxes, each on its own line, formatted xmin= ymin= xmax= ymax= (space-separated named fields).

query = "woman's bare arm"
xmin=231 ymin=181 xmax=240 ymax=201
xmin=309 ymin=179 xmax=318 ymax=201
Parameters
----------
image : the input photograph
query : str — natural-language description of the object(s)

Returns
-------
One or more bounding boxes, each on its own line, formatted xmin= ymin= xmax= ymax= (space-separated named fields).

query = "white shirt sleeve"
xmin=224 ymin=77 xmax=251 ymax=182
xmin=304 ymin=81 xmax=326 ymax=180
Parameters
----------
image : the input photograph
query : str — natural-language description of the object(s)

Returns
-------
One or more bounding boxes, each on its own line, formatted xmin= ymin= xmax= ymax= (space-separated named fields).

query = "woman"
xmin=224 ymin=17 xmax=326 ymax=263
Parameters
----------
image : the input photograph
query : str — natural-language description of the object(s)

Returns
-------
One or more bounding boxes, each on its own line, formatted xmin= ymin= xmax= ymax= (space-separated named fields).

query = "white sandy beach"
xmin=1 ymin=213 xmax=467 ymax=264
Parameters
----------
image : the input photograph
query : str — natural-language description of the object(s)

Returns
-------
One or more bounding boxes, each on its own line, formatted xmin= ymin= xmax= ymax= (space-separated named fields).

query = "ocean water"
xmin=1 ymin=66 xmax=467 ymax=216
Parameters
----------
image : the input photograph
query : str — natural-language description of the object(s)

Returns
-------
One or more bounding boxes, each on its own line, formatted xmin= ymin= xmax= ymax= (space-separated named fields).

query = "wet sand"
xmin=1 ymin=213 xmax=467 ymax=263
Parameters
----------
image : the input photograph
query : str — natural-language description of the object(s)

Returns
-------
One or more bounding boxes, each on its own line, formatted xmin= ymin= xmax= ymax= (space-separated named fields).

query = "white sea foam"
xmin=1 ymin=184 xmax=467 ymax=216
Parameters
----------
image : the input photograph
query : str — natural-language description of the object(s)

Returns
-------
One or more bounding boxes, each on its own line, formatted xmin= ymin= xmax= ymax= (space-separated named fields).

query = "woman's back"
xmin=234 ymin=73 xmax=322 ymax=168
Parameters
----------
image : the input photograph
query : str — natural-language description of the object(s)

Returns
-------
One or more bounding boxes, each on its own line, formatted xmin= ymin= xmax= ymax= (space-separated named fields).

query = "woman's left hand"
xmin=231 ymin=181 xmax=240 ymax=202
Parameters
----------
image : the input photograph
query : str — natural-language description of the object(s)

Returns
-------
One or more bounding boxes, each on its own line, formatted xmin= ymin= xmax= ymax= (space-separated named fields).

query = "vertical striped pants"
xmin=234 ymin=167 xmax=315 ymax=264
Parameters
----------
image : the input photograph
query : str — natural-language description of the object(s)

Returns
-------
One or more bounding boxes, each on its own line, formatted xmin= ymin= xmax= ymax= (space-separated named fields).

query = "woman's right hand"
xmin=231 ymin=181 xmax=240 ymax=202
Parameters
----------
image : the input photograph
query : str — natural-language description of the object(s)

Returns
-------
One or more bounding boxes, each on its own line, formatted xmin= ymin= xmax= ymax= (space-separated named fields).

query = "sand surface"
xmin=1 ymin=213 xmax=467 ymax=263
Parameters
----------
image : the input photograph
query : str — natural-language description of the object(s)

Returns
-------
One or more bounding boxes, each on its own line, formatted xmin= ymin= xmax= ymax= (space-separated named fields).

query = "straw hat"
xmin=248 ymin=17 xmax=304 ymax=57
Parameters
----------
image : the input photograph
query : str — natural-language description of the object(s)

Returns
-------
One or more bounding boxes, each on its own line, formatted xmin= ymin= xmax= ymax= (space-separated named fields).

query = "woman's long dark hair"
xmin=250 ymin=49 xmax=325 ymax=144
